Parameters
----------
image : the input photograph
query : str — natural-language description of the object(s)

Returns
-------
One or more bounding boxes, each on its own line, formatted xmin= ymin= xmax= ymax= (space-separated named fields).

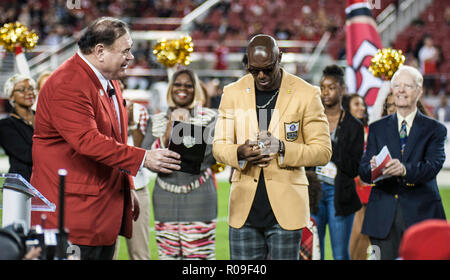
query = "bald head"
xmin=246 ymin=34 xmax=282 ymax=91
xmin=247 ymin=35 xmax=280 ymax=67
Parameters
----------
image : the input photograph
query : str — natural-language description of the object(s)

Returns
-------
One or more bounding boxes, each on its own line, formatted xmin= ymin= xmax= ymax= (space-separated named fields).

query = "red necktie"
xmin=107 ymin=84 xmax=120 ymax=127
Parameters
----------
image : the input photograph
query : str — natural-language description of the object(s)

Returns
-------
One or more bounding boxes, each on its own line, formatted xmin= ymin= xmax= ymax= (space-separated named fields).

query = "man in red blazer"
xmin=31 ymin=17 xmax=181 ymax=260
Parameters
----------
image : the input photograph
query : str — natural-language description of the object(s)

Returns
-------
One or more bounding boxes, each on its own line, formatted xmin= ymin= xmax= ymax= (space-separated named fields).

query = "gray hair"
xmin=3 ymin=74 xmax=37 ymax=106
xmin=391 ymin=65 xmax=423 ymax=88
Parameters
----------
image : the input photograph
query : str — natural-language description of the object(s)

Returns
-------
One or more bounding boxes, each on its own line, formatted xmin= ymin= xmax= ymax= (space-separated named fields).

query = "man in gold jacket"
xmin=213 ymin=34 xmax=332 ymax=260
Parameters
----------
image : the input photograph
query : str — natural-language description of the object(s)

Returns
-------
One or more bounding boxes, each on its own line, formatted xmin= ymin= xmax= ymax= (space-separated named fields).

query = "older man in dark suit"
xmin=359 ymin=65 xmax=447 ymax=260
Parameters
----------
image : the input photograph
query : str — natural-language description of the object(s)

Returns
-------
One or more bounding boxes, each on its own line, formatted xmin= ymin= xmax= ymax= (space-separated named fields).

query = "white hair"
xmin=391 ymin=65 xmax=423 ymax=88
xmin=2 ymin=74 xmax=37 ymax=106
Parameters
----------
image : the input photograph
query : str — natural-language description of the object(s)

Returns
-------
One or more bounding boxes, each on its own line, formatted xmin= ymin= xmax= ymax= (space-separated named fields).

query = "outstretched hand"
xmin=144 ymin=149 xmax=181 ymax=174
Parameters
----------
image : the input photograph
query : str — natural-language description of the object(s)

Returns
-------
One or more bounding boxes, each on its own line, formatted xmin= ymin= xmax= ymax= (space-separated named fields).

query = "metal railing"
xmin=377 ymin=0 xmax=433 ymax=47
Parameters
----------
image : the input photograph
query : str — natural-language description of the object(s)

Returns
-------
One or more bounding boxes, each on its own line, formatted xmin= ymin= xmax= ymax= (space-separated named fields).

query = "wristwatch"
xmin=278 ymin=140 xmax=285 ymax=155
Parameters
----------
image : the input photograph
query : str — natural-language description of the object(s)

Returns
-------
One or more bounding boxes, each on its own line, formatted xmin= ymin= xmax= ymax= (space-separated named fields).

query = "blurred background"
xmin=0 ymin=0 xmax=448 ymax=114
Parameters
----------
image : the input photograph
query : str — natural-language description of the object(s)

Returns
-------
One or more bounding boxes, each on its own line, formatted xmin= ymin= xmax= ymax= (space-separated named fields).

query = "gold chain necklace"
xmin=256 ymin=89 xmax=279 ymax=109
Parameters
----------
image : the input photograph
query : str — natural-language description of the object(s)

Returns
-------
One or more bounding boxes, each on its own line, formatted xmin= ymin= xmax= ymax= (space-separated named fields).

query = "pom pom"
xmin=153 ymin=35 xmax=194 ymax=68
xmin=211 ymin=162 xmax=226 ymax=173
xmin=0 ymin=22 xmax=39 ymax=53
xmin=369 ymin=48 xmax=405 ymax=80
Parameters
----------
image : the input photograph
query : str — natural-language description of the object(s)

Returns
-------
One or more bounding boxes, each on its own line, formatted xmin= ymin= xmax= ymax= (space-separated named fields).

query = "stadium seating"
xmin=393 ymin=1 xmax=450 ymax=94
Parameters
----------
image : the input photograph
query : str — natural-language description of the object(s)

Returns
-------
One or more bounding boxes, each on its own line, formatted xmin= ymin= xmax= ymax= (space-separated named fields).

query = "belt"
xmin=156 ymin=168 xmax=212 ymax=194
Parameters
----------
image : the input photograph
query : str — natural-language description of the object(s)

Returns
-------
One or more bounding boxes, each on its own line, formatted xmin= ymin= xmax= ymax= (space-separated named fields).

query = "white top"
xmin=397 ymin=108 xmax=417 ymax=136
xmin=418 ymin=46 xmax=437 ymax=73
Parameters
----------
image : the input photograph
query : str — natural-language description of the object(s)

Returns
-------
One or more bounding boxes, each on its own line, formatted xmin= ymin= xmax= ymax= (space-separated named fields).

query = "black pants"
xmin=370 ymin=206 xmax=406 ymax=260
xmin=75 ymin=243 xmax=116 ymax=260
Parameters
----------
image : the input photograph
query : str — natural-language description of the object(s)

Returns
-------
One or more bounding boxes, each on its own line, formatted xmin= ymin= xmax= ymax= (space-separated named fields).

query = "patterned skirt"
xmin=155 ymin=221 xmax=216 ymax=260
xmin=152 ymin=175 xmax=218 ymax=259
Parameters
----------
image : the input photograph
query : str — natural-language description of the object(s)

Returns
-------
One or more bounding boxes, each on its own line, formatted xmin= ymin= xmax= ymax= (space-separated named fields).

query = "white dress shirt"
xmin=397 ymin=108 xmax=417 ymax=136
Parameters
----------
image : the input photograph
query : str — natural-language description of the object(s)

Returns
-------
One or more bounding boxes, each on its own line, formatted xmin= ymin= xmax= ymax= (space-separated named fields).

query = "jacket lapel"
xmin=386 ymin=113 xmax=402 ymax=160
xmin=402 ymin=111 xmax=423 ymax=162
xmin=75 ymin=54 xmax=122 ymax=141
xmin=242 ymin=75 xmax=259 ymax=141
xmin=243 ymin=69 xmax=296 ymax=139
xmin=111 ymin=80 xmax=127 ymax=143
xmin=268 ymin=69 xmax=295 ymax=135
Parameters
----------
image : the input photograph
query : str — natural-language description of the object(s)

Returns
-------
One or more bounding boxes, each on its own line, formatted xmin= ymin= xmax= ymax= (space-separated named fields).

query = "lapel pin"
xmin=287 ymin=89 xmax=291 ymax=94
xmin=99 ymin=89 xmax=104 ymax=96
xmin=246 ymin=88 xmax=250 ymax=93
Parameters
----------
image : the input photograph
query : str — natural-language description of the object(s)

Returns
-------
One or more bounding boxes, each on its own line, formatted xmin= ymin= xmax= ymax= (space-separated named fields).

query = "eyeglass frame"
xmin=13 ymin=87 xmax=36 ymax=93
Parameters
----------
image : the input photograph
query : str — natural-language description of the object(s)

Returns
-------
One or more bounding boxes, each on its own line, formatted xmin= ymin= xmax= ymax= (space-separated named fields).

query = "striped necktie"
xmin=400 ymin=120 xmax=407 ymax=154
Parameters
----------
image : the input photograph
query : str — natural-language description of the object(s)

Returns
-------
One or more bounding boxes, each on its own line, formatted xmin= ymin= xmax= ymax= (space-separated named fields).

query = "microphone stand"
xmin=56 ymin=169 xmax=68 ymax=260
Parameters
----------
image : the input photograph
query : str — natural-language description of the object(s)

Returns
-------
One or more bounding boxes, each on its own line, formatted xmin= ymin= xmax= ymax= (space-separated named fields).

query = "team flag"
xmin=345 ymin=0 xmax=383 ymax=107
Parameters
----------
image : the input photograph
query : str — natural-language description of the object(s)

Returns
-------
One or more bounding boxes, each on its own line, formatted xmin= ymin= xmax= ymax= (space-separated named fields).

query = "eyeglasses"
xmin=392 ymin=83 xmax=417 ymax=91
xmin=14 ymin=87 xmax=35 ymax=93
xmin=248 ymin=63 xmax=276 ymax=76
xmin=173 ymin=82 xmax=194 ymax=89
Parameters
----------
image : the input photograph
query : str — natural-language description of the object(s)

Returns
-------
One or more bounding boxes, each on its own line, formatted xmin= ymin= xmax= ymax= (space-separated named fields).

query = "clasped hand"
xmin=370 ymin=156 xmax=405 ymax=177
xmin=237 ymin=131 xmax=280 ymax=168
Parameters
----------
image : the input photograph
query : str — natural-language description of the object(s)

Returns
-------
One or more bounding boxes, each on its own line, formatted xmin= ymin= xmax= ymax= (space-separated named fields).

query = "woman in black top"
xmin=312 ymin=65 xmax=364 ymax=260
xmin=0 ymin=74 xmax=36 ymax=181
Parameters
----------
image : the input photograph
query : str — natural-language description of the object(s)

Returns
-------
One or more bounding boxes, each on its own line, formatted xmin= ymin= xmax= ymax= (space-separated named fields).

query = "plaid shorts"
xmin=229 ymin=223 xmax=303 ymax=260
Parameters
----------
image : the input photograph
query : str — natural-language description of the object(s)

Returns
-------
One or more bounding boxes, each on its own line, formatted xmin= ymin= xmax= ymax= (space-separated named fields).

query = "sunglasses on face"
xmin=248 ymin=63 xmax=277 ymax=76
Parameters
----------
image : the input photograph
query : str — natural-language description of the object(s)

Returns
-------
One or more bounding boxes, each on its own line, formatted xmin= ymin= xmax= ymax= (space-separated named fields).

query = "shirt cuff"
xmin=139 ymin=151 xmax=146 ymax=171
xmin=239 ymin=160 xmax=246 ymax=169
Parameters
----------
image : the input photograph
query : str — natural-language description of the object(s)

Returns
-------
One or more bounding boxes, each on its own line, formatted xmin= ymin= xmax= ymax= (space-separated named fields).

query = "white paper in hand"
xmin=371 ymin=145 xmax=393 ymax=183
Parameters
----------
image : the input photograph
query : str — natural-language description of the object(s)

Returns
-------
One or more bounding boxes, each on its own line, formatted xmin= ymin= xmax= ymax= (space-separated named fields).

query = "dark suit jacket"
xmin=0 ymin=114 xmax=34 ymax=181
xmin=359 ymin=111 xmax=447 ymax=239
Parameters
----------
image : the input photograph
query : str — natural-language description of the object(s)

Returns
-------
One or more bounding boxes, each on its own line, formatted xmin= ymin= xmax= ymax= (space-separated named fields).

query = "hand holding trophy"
xmin=236 ymin=131 xmax=282 ymax=168
xmin=254 ymin=131 xmax=280 ymax=168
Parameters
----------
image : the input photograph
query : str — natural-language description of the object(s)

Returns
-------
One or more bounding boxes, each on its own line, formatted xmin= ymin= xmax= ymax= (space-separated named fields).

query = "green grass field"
xmin=115 ymin=180 xmax=450 ymax=260
xmin=1 ymin=177 xmax=449 ymax=260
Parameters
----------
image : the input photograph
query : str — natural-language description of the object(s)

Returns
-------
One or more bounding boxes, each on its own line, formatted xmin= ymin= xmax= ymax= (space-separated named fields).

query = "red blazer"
xmin=30 ymin=54 xmax=146 ymax=246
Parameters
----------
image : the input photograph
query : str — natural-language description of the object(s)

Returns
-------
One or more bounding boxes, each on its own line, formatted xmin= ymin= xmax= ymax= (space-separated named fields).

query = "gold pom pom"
xmin=369 ymin=48 xmax=406 ymax=80
xmin=0 ymin=22 xmax=39 ymax=53
xmin=153 ymin=35 xmax=194 ymax=68
xmin=211 ymin=162 xmax=226 ymax=174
